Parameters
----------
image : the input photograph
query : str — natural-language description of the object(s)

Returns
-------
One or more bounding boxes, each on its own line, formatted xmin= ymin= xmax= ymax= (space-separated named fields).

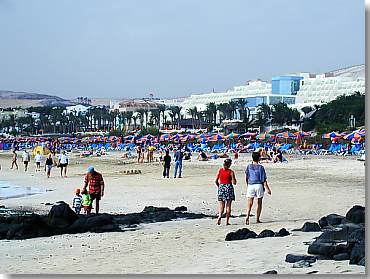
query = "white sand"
xmin=0 ymin=151 xmax=365 ymax=274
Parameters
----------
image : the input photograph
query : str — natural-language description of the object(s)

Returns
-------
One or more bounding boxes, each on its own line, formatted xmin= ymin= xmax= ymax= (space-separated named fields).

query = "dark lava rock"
xmin=315 ymin=228 xmax=348 ymax=243
xmin=275 ymin=228 xmax=290 ymax=237
xmin=285 ymin=254 xmax=317 ymax=263
xmin=258 ymin=229 xmax=275 ymax=238
xmin=318 ymin=216 xmax=328 ymax=228
xmin=348 ymin=228 xmax=365 ymax=244
xmin=306 ymin=271 xmax=318 ymax=274
xmin=225 ymin=228 xmax=257 ymax=241
xmin=67 ymin=214 xmax=116 ymax=233
xmin=345 ymin=205 xmax=365 ymax=224
xmin=349 ymin=241 xmax=365 ymax=265
xmin=142 ymin=206 xmax=171 ymax=213
xmin=0 ymin=204 xmax=212 ymax=240
xmin=47 ymin=201 xmax=78 ymax=229
xmin=333 ymin=253 xmax=350 ymax=261
xmin=308 ymin=241 xmax=336 ymax=257
xmin=263 ymin=270 xmax=277 ymax=274
xmin=174 ymin=206 xmax=187 ymax=212
xmin=320 ymin=214 xmax=345 ymax=227
xmin=308 ymin=241 xmax=349 ymax=258
xmin=340 ymin=223 xmax=365 ymax=236
xmin=301 ymin=222 xmax=321 ymax=232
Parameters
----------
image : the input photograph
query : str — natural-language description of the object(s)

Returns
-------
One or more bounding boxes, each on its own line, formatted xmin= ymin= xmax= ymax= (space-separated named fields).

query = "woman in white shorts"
xmin=245 ymin=151 xmax=272 ymax=225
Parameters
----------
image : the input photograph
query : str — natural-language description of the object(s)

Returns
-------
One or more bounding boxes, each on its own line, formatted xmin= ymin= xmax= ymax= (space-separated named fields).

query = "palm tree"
xmin=136 ymin=109 xmax=145 ymax=130
xmin=217 ymin=103 xmax=229 ymax=123
xmin=158 ymin=104 xmax=167 ymax=129
xmin=171 ymin=106 xmax=182 ymax=129
xmin=132 ymin=114 xmax=138 ymax=130
xmin=228 ymin=100 xmax=238 ymax=119
xmin=149 ymin=109 xmax=160 ymax=129
xmin=206 ymin=102 xmax=217 ymax=123
xmin=255 ymin=104 xmax=271 ymax=130
xmin=186 ymin=107 xmax=198 ymax=129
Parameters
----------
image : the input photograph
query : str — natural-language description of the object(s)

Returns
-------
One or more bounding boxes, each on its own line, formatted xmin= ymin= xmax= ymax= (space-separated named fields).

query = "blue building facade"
xmin=271 ymin=76 xmax=303 ymax=95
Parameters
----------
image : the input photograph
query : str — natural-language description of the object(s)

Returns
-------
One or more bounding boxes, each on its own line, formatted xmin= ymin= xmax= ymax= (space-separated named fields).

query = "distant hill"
xmin=0 ymin=90 xmax=74 ymax=108
xmin=329 ymin=64 xmax=365 ymax=79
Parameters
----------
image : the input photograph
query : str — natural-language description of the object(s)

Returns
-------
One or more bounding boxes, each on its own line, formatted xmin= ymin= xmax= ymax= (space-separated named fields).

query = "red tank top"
xmin=218 ymin=168 xmax=232 ymax=184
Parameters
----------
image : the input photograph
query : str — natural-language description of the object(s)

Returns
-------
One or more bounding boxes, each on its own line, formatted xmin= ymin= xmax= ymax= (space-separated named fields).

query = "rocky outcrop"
xmin=305 ymin=205 xmax=365 ymax=266
xmin=0 ymin=203 xmax=211 ymax=240
xmin=225 ymin=227 xmax=290 ymax=241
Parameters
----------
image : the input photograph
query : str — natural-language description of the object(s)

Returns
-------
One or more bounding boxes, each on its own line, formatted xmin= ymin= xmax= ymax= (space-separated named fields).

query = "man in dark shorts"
xmin=83 ymin=166 xmax=105 ymax=214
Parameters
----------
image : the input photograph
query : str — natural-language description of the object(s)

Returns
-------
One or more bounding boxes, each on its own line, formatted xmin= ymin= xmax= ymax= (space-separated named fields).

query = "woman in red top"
xmin=215 ymin=159 xmax=237 ymax=225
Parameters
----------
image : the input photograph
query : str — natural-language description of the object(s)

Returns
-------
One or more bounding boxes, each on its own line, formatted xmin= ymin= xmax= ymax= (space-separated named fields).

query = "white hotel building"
xmin=167 ymin=64 xmax=365 ymax=117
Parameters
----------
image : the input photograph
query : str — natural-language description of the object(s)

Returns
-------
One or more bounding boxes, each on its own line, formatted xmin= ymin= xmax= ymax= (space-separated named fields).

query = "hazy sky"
xmin=0 ymin=0 xmax=365 ymax=99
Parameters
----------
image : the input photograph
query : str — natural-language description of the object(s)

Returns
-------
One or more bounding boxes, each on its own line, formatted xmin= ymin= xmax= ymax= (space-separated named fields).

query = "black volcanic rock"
xmin=0 ymin=204 xmax=211 ymax=240
xmin=345 ymin=205 xmax=365 ymax=224
xmin=301 ymin=222 xmax=321 ymax=232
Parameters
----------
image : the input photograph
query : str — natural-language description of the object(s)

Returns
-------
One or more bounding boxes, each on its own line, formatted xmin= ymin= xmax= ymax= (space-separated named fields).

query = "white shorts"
xmin=247 ymin=184 xmax=264 ymax=198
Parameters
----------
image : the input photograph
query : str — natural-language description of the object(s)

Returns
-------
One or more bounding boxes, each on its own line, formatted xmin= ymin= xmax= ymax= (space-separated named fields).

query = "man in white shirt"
xmin=58 ymin=151 xmax=69 ymax=177
xmin=22 ymin=150 xmax=31 ymax=172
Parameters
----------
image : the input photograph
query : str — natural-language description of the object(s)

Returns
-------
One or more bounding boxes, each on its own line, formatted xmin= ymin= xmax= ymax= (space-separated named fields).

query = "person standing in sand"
xmin=10 ymin=150 xmax=18 ymax=170
xmin=173 ymin=147 xmax=184 ymax=178
xmin=245 ymin=152 xmax=272 ymax=225
xmin=34 ymin=151 xmax=42 ymax=172
xmin=45 ymin=153 xmax=54 ymax=178
xmin=162 ymin=150 xmax=171 ymax=178
xmin=22 ymin=150 xmax=30 ymax=172
xmin=215 ymin=159 xmax=237 ymax=225
xmin=58 ymin=151 xmax=68 ymax=177
xmin=83 ymin=166 xmax=105 ymax=214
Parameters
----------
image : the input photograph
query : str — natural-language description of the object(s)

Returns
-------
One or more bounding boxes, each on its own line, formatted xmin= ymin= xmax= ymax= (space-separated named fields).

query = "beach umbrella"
xmin=181 ymin=134 xmax=195 ymax=142
xmin=170 ymin=134 xmax=181 ymax=141
xmin=227 ymin=132 xmax=239 ymax=139
xmin=322 ymin=131 xmax=341 ymax=139
xmin=256 ymin=133 xmax=274 ymax=140
xmin=32 ymin=145 xmax=51 ymax=156
xmin=276 ymin=131 xmax=295 ymax=139
xmin=241 ymin=132 xmax=257 ymax=138
xmin=344 ymin=132 xmax=364 ymax=141
xmin=209 ymin=134 xmax=225 ymax=142
xmin=160 ymin=134 xmax=170 ymax=141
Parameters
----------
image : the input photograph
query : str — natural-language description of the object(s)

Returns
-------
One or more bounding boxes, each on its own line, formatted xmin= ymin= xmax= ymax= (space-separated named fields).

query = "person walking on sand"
xmin=173 ymin=147 xmax=184 ymax=178
xmin=22 ymin=150 xmax=30 ymax=172
xmin=34 ymin=151 xmax=43 ymax=172
xmin=245 ymin=152 xmax=272 ymax=225
xmin=10 ymin=150 xmax=18 ymax=170
xmin=83 ymin=166 xmax=105 ymax=214
xmin=58 ymin=150 xmax=68 ymax=177
xmin=45 ymin=153 xmax=54 ymax=178
xmin=163 ymin=150 xmax=171 ymax=178
xmin=215 ymin=159 xmax=237 ymax=225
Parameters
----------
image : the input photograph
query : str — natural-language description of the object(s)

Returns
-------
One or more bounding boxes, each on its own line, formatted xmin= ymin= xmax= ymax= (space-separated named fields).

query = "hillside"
xmin=0 ymin=90 xmax=74 ymax=108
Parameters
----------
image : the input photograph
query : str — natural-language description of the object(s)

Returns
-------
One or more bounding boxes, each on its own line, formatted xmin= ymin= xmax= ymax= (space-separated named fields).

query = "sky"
xmin=0 ymin=0 xmax=365 ymax=100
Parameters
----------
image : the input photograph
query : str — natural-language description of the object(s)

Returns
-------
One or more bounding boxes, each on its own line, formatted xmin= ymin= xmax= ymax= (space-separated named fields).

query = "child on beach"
xmin=245 ymin=152 xmax=272 ymax=225
xmin=72 ymin=188 xmax=83 ymax=214
xmin=81 ymin=188 xmax=92 ymax=215
xmin=215 ymin=159 xmax=237 ymax=225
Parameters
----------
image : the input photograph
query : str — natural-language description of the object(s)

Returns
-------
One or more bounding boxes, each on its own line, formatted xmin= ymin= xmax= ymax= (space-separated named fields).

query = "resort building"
xmin=64 ymin=105 xmax=91 ymax=116
xmin=178 ymin=64 xmax=365 ymax=117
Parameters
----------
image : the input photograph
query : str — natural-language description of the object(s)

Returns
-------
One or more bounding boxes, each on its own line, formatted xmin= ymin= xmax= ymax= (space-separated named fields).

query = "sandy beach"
xmin=0 ymin=151 xmax=365 ymax=274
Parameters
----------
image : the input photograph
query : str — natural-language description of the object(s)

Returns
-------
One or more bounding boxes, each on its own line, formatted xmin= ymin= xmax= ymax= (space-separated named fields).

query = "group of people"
xmin=215 ymin=152 xmax=272 ymax=226
xmin=9 ymin=149 xmax=69 ymax=178
xmin=72 ymin=166 xmax=105 ymax=215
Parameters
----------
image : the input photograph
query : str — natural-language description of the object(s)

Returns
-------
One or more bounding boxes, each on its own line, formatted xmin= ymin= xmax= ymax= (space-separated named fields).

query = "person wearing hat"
xmin=214 ymin=159 xmax=237 ymax=225
xmin=72 ymin=188 xmax=83 ymax=214
xmin=83 ymin=166 xmax=105 ymax=214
